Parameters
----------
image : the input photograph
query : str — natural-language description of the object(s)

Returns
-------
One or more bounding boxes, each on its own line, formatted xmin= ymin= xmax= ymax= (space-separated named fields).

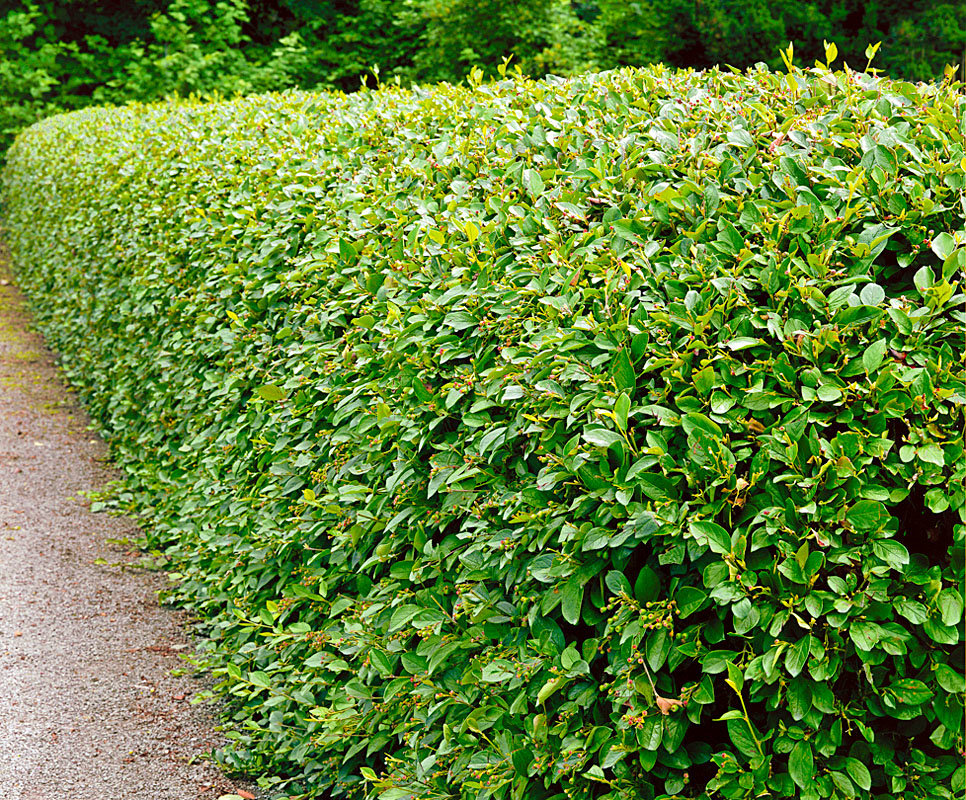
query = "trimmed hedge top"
xmin=3 ymin=61 xmax=964 ymax=800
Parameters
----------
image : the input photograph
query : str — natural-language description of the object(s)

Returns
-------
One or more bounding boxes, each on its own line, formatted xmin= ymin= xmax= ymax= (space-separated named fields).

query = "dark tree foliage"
xmin=1 ymin=0 xmax=963 ymax=152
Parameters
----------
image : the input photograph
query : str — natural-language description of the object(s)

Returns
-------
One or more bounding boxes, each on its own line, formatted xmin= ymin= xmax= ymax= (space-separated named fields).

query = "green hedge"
xmin=2 ymin=61 xmax=964 ymax=800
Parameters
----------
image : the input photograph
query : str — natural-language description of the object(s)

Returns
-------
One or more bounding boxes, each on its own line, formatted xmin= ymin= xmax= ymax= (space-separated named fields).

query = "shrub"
xmin=2 ymin=59 xmax=964 ymax=800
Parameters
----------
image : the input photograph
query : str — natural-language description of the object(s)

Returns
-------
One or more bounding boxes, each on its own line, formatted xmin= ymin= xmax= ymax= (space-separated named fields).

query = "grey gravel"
xmin=0 ymin=260 xmax=259 ymax=799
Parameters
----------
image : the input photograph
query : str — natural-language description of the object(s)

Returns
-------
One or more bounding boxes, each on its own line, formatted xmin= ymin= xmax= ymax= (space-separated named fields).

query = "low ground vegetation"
xmin=2 ymin=57 xmax=964 ymax=800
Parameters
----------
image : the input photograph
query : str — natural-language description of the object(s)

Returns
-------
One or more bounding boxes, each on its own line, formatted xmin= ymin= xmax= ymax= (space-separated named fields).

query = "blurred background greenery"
xmin=2 ymin=0 xmax=964 ymax=152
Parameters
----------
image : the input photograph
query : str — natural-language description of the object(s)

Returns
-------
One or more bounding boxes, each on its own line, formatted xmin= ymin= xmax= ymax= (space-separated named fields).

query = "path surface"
xmin=0 ymin=258 xmax=257 ymax=799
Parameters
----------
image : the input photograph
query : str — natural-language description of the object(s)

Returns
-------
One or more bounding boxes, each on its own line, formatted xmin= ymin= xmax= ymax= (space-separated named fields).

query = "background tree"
xmin=0 ymin=0 xmax=962 ymax=154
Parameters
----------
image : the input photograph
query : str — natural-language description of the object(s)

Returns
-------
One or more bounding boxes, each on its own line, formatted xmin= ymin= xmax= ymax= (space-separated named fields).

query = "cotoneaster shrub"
xmin=2 ymin=57 xmax=964 ymax=800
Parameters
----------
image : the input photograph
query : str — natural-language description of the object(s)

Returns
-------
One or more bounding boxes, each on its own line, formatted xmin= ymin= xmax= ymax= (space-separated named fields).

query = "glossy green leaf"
xmin=888 ymin=678 xmax=932 ymax=705
xmin=846 ymin=500 xmax=886 ymax=531
xmin=845 ymin=758 xmax=871 ymax=791
xmin=788 ymin=740 xmax=814 ymax=788
xmin=611 ymin=347 xmax=636 ymax=393
xmin=935 ymin=664 xmax=966 ymax=694
xmin=931 ymin=232 xmax=955 ymax=260
xmin=726 ymin=717 xmax=760 ymax=758
xmin=862 ymin=339 xmax=887 ymax=373
xmin=690 ymin=520 xmax=731 ymax=554
xmin=614 ymin=392 xmax=631 ymax=431
xmin=257 ymin=384 xmax=285 ymax=401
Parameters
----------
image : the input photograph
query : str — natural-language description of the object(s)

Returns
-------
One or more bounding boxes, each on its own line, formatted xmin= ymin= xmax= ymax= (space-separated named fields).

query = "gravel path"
xmin=0 ymin=258 xmax=258 ymax=799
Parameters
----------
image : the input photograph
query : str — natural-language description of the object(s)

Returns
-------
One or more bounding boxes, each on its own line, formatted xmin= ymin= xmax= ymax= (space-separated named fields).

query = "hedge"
xmin=2 ymin=57 xmax=964 ymax=800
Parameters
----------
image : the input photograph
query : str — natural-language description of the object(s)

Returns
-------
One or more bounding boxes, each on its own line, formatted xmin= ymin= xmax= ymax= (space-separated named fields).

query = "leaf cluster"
xmin=2 ymin=62 xmax=964 ymax=800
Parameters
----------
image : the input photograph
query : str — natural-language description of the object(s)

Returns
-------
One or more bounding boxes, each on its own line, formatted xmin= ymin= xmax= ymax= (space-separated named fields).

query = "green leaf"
xmin=725 ymin=661 xmax=743 ymax=692
xmin=256 ymin=384 xmax=285 ymax=401
xmin=931 ymin=232 xmax=955 ymax=261
xmin=689 ymin=520 xmax=731 ymax=554
xmin=560 ymin=578 xmax=583 ymax=625
xmin=412 ymin=378 xmax=434 ymax=402
xmin=710 ymin=390 xmax=735 ymax=413
xmin=443 ymin=310 xmax=478 ymax=331
xmin=888 ymin=307 xmax=913 ymax=334
xmin=859 ymin=283 xmax=885 ymax=306
xmin=614 ymin=392 xmax=631 ymax=431
xmin=845 ymin=758 xmax=871 ymax=791
xmin=605 ymin=570 xmax=632 ymax=596
xmin=849 ymin=621 xmax=880 ymax=651
xmin=646 ymin=629 xmax=671 ymax=671
xmin=632 ymin=472 xmax=678 ymax=501
xmin=512 ymin=747 xmax=534 ymax=775
xmin=248 ymin=670 xmax=271 ymax=689
xmin=954 ymin=764 xmax=966 ymax=795
xmin=338 ymin=237 xmax=358 ymax=263
xmin=428 ymin=642 xmax=461 ymax=675
xmin=861 ymin=145 xmax=897 ymax=175
xmin=674 ymin=586 xmax=707 ymax=618
xmin=924 ymin=618 xmax=959 ymax=645
xmin=788 ymin=740 xmax=814 ymax=788
xmin=872 ymin=536 xmax=910 ymax=569
xmin=682 ymin=412 xmax=722 ymax=437
xmin=481 ymin=659 xmax=516 ymax=682
xmin=786 ymin=676 xmax=813 ymax=720
xmin=537 ymin=677 xmax=566 ymax=705
xmin=888 ymin=678 xmax=932 ymax=705
xmin=916 ymin=444 xmax=945 ymax=466
xmin=524 ymin=168 xmax=545 ymax=196
xmin=777 ymin=555 xmax=807 ymax=585
xmin=693 ymin=365 xmax=715 ymax=396
xmin=611 ymin=347 xmax=636 ymax=393
xmin=935 ymin=663 xmax=966 ymax=694
xmin=369 ymin=649 xmax=393 ymax=677
xmin=389 ymin=604 xmax=421 ymax=632
xmin=785 ymin=635 xmax=810 ymax=677
xmin=638 ymin=715 xmax=663 ymax=750
xmin=725 ymin=337 xmax=761 ymax=350
xmin=834 ymin=305 xmax=883 ymax=326
xmin=936 ymin=588 xmax=964 ymax=626
xmin=584 ymin=428 xmax=623 ymax=448
xmin=895 ymin=599 xmax=928 ymax=624
xmin=401 ymin=652 xmax=427 ymax=674
xmin=924 ymin=488 xmax=950 ymax=513
xmin=862 ymin=339 xmax=887 ymax=373
xmin=634 ymin=566 xmax=659 ymax=604
xmin=914 ymin=265 xmax=935 ymax=294
xmin=560 ymin=645 xmax=580 ymax=671
xmin=380 ymin=790 xmax=415 ymax=800
xmin=846 ymin=500 xmax=886 ymax=530
xmin=726 ymin=717 xmax=760 ymax=758
xmin=829 ymin=771 xmax=855 ymax=797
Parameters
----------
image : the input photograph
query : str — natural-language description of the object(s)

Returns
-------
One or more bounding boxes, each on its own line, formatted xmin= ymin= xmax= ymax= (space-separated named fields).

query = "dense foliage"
xmin=1 ymin=0 xmax=965 ymax=151
xmin=3 ymin=59 xmax=965 ymax=800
